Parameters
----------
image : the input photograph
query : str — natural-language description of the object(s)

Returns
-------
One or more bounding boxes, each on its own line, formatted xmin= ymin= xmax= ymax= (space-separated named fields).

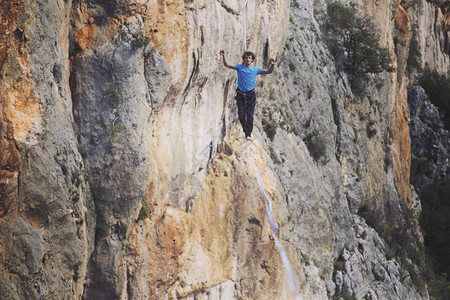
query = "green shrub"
xmin=262 ymin=118 xmax=277 ymax=141
xmin=407 ymin=27 xmax=422 ymax=73
xmin=333 ymin=290 xmax=357 ymax=300
xmin=427 ymin=271 xmax=450 ymax=300
xmin=69 ymin=42 xmax=82 ymax=58
xmin=327 ymin=1 xmax=393 ymax=75
xmin=413 ymin=177 xmax=450 ymax=299
xmin=104 ymin=87 xmax=123 ymax=109
xmin=420 ymin=180 xmax=450 ymax=279
xmin=418 ymin=69 xmax=450 ymax=129
xmin=106 ymin=123 xmax=124 ymax=142
xmin=137 ymin=198 xmax=151 ymax=221
xmin=95 ymin=219 xmax=109 ymax=238
xmin=73 ymin=271 xmax=82 ymax=282
xmin=410 ymin=155 xmax=430 ymax=185
xmin=131 ymin=34 xmax=149 ymax=50
xmin=304 ymin=130 xmax=328 ymax=163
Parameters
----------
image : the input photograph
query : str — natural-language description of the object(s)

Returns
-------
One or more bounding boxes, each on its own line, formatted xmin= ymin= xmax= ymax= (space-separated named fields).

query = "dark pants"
xmin=235 ymin=89 xmax=256 ymax=138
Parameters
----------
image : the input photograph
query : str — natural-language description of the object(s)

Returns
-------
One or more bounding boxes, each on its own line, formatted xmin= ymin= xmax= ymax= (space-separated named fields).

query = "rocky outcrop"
xmin=416 ymin=0 xmax=450 ymax=72
xmin=1 ymin=0 xmax=449 ymax=299
xmin=334 ymin=215 xmax=422 ymax=300
xmin=408 ymin=86 xmax=450 ymax=192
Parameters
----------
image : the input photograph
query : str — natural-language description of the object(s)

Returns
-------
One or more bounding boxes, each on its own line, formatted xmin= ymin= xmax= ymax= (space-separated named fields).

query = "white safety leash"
xmin=249 ymin=141 xmax=303 ymax=300
xmin=244 ymin=0 xmax=248 ymax=50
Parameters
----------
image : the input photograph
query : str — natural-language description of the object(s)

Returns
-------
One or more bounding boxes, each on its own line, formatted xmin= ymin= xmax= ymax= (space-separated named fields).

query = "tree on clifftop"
xmin=327 ymin=1 xmax=393 ymax=76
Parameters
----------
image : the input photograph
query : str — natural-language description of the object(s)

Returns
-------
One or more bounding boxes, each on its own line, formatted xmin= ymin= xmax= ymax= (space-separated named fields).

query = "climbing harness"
xmin=249 ymin=142 xmax=303 ymax=300
xmin=236 ymin=88 xmax=254 ymax=122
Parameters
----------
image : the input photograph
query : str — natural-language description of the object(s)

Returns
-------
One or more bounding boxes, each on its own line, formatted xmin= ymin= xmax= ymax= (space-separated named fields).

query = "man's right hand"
xmin=220 ymin=50 xmax=236 ymax=69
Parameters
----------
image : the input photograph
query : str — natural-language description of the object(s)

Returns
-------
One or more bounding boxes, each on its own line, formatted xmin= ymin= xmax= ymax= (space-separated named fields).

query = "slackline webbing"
xmin=242 ymin=0 xmax=301 ymax=297
xmin=249 ymin=141 xmax=303 ymax=300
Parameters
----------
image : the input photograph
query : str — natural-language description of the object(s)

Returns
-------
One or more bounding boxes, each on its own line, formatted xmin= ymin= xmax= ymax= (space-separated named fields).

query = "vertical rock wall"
xmin=0 ymin=0 xmax=94 ymax=299
xmin=0 ymin=0 xmax=448 ymax=299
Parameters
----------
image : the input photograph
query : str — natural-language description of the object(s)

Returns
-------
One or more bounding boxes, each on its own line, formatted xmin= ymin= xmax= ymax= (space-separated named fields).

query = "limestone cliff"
xmin=0 ymin=0 xmax=449 ymax=299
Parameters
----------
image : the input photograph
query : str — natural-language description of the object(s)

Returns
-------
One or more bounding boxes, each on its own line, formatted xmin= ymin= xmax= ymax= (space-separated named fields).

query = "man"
xmin=220 ymin=49 xmax=276 ymax=141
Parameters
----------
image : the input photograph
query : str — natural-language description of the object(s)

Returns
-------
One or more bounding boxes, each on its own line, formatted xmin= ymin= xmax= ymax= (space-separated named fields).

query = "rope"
xmin=244 ymin=0 xmax=248 ymax=50
xmin=249 ymin=141 xmax=303 ymax=300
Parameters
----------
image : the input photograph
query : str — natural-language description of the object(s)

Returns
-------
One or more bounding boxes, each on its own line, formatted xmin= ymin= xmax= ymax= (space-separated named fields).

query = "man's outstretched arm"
xmin=261 ymin=58 xmax=276 ymax=74
xmin=220 ymin=50 xmax=236 ymax=69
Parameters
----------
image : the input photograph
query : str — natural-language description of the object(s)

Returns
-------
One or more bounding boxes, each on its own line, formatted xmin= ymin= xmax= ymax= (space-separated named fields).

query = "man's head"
xmin=242 ymin=51 xmax=256 ymax=66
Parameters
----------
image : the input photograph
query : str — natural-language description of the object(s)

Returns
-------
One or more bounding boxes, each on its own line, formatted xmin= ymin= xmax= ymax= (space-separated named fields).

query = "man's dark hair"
xmin=242 ymin=51 xmax=256 ymax=62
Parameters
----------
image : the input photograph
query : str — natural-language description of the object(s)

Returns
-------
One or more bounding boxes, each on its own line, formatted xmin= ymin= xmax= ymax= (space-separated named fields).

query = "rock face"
xmin=408 ymin=86 xmax=450 ymax=192
xmin=334 ymin=216 xmax=422 ymax=300
xmin=1 ymin=0 xmax=449 ymax=299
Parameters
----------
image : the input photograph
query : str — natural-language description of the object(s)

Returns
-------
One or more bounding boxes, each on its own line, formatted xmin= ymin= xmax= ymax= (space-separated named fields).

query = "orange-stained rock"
xmin=0 ymin=47 xmax=7 ymax=72
xmin=74 ymin=23 xmax=97 ymax=51
xmin=442 ymin=2 xmax=450 ymax=38
xmin=5 ymin=79 xmax=42 ymax=143
xmin=395 ymin=5 xmax=410 ymax=33
xmin=0 ymin=76 xmax=40 ymax=218
xmin=390 ymin=87 xmax=412 ymax=205
xmin=0 ymin=0 xmax=25 ymax=219
xmin=129 ymin=206 xmax=193 ymax=299
xmin=145 ymin=0 xmax=190 ymax=88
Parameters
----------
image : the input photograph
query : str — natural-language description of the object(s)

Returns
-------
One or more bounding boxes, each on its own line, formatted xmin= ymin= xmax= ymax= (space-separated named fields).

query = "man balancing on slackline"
xmin=220 ymin=49 xmax=276 ymax=142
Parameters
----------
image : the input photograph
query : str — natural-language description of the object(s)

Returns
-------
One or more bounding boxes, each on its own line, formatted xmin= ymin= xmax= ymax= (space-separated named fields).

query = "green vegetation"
xmin=77 ymin=142 xmax=87 ymax=157
xmin=304 ymin=129 xmax=328 ymax=164
xmin=262 ymin=118 xmax=277 ymax=141
xmin=366 ymin=120 xmax=377 ymax=138
xmin=106 ymin=122 xmax=124 ymax=144
xmin=418 ymin=69 xmax=450 ymax=129
xmin=106 ymin=123 xmax=124 ymax=136
xmin=332 ymin=290 xmax=357 ymax=300
xmin=414 ymin=70 xmax=450 ymax=298
xmin=131 ymin=34 xmax=149 ymax=50
xmin=72 ymin=170 xmax=82 ymax=188
xmin=327 ymin=1 xmax=393 ymax=76
xmin=69 ymin=42 xmax=82 ymax=58
xmin=71 ymin=190 xmax=80 ymax=203
xmin=407 ymin=27 xmax=422 ymax=73
xmin=137 ymin=198 xmax=151 ymax=221
xmin=73 ymin=271 xmax=82 ymax=282
xmin=401 ymin=0 xmax=422 ymax=10
xmin=420 ymin=180 xmax=450 ymax=299
xmin=55 ymin=149 xmax=70 ymax=177
xmin=410 ymin=155 xmax=430 ymax=185
xmin=357 ymin=203 xmax=427 ymax=291
xmin=358 ymin=180 xmax=450 ymax=298
xmin=104 ymin=87 xmax=123 ymax=109
xmin=95 ymin=219 xmax=109 ymax=238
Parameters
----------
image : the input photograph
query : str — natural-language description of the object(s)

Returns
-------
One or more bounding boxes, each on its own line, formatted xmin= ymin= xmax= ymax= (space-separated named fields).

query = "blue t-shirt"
xmin=235 ymin=64 xmax=262 ymax=92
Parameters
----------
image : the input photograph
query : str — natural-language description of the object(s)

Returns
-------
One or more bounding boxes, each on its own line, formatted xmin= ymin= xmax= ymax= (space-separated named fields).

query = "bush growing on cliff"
xmin=420 ymin=180 xmax=450 ymax=299
xmin=104 ymin=87 xmax=123 ymax=109
xmin=131 ymin=34 xmax=149 ymax=50
xmin=137 ymin=198 xmax=151 ymax=220
xmin=327 ymin=2 xmax=393 ymax=76
xmin=406 ymin=27 xmax=422 ymax=73
xmin=304 ymin=129 xmax=329 ymax=164
xmin=418 ymin=69 xmax=450 ymax=129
